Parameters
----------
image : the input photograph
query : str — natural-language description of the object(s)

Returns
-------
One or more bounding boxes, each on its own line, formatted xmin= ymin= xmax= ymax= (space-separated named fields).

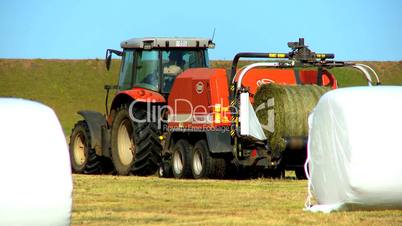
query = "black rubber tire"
xmin=171 ymin=139 xmax=193 ymax=179
xmin=191 ymin=140 xmax=226 ymax=179
xmin=131 ymin=108 xmax=162 ymax=176
xmin=295 ymin=167 xmax=307 ymax=180
xmin=111 ymin=105 xmax=162 ymax=176
xmin=111 ymin=105 xmax=136 ymax=175
xmin=158 ymin=160 xmax=173 ymax=178
xmin=69 ymin=120 xmax=103 ymax=174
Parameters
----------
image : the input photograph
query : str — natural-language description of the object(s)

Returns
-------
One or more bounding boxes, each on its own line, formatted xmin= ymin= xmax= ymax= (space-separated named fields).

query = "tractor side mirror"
xmin=106 ymin=53 xmax=112 ymax=71
xmin=105 ymin=49 xmax=123 ymax=71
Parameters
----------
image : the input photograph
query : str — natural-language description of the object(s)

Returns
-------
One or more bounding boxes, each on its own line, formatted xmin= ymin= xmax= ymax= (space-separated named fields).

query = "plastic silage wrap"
xmin=306 ymin=87 xmax=402 ymax=212
xmin=253 ymin=84 xmax=330 ymax=153
xmin=0 ymin=98 xmax=72 ymax=225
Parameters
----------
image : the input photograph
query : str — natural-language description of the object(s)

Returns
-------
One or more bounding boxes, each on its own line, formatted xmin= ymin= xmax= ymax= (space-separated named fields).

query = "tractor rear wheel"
xmin=131 ymin=108 xmax=162 ymax=175
xmin=111 ymin=105 xmax=162 ymax=176
xmin=111 ymin=106 xmax=136 ymax=175
xmin=191 ymin=140 xmax=226 ymax=179
xmin=69 ymin=120 xmax=103 ymax=174
xmin=171 ymin=139 xmax=192 ymax=179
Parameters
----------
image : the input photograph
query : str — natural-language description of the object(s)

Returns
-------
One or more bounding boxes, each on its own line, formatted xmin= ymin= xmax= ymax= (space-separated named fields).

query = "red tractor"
xmin=69 ymin=38 xmax=214 ymax=175
xmin=69 ymin=37 xmax=379 ymax=178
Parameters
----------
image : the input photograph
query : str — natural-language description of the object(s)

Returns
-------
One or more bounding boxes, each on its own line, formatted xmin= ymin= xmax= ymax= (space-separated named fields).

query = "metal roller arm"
xmin=234 ymin=62 xmax=294 ymax=89
xmin=349 ymin=63 xmax=381 ymax=86
xmin=356 ymin=63 xmax=380 ymax=85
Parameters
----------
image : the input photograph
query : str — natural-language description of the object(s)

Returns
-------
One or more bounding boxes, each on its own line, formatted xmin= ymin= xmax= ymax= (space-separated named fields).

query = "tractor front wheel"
xmin=69 ymin=120 xmax=103 ymax=174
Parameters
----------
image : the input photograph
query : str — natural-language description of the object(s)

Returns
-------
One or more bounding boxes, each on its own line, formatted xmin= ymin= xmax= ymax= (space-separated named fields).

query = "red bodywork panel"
xmin=107 ymin=88 xmax=166 ymax=125
xmin=168 ymin=68 xmax=230 ymax=129
xmin=168 ymin=67 xmax=338 ymax=130
xmin=234 ymin=68 xmax=337 ymax=103
xmin=117 ymin=88 xmax=166 ymax=103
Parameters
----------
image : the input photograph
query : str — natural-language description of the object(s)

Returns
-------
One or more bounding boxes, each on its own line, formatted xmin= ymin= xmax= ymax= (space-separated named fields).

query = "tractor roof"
xmin=120 ymin=37 xmax=215 ymax=49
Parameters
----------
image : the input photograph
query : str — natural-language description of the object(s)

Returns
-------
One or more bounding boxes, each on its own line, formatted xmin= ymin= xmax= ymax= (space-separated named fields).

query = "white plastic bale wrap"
xmin=240 ymin=92 xmax=267 ymax=140
xmin=305 ymin=87 xmax=402 ymax=213
xmin=0 ymin=98 xmax=73 ymax=225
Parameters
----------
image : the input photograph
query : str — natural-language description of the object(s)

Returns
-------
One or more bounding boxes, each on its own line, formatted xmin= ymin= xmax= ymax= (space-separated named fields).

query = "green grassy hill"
xmin=0 ymin=59 xmax=119 ymax=135
xmin=1 ymin=59 xmax=401 ymax=135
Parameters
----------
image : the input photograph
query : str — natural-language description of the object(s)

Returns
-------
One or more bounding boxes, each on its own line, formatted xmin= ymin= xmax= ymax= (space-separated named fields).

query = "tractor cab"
xmin=106 ymin=38 xmax=214 ymax=95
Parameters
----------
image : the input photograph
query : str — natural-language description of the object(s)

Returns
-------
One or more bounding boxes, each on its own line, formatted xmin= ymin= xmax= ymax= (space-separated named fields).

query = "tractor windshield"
xmin=119 ymin=49 xmax=208 ymax=92
xmin=134 ymin=50 xmax=160 ymax=91
xmin=118 ymin=50 xmax=135 ymax=91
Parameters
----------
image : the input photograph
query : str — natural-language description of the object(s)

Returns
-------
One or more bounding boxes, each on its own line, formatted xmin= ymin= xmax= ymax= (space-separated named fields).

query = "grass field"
xmin=1 ymin=59 xmax=402 ymax=225
xmin=72 ymin=175 xmax=402 ymax=225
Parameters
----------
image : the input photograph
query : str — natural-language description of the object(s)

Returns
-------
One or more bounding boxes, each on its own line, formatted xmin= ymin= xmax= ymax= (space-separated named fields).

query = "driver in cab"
xmin=163 ymin=52 xmax=185 ymax=77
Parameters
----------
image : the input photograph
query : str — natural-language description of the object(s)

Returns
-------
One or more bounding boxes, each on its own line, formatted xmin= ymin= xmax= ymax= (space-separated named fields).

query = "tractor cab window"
xmin=161 ymin=49 xmax=207 ymax=93
xmin=118 ymin=50 xmax=134 ymax=91
xmin=134 ymin=50 xmax=160 ymax=91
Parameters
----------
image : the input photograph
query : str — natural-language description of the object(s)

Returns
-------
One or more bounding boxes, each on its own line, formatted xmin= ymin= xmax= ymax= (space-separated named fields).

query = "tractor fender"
xmin=110 ymin=88 xmax=166 ymax=112
xmin=77 ymin=110 xmax=107 ymax=156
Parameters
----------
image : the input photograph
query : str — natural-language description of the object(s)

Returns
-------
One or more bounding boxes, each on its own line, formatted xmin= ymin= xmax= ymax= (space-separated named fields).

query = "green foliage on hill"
xmin=1 ymin=59 xmax=401 ymax=135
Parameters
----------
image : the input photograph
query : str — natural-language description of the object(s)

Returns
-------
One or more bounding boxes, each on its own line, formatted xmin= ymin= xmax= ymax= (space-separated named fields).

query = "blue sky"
xmin=0 ymin=0 xmax=401 ymax=60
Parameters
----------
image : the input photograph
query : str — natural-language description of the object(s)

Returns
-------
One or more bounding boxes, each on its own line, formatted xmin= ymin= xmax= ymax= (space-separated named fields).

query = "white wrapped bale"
xmin=305 ymin=87 xmax=402 ymax=212
xmin=0 ymin=98 xmax=72 ymax=225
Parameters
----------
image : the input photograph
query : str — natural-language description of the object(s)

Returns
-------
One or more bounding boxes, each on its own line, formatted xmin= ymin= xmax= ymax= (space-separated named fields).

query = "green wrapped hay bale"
xmin=253 ymin=84 xmax=330 ymax=153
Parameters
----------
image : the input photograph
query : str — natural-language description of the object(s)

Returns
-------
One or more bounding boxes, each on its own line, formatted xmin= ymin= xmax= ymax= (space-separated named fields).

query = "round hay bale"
xmin=0 ymin=98 xmax=72 ymax=225
xmin=253 ymin=84 xmax=330 ymax=153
